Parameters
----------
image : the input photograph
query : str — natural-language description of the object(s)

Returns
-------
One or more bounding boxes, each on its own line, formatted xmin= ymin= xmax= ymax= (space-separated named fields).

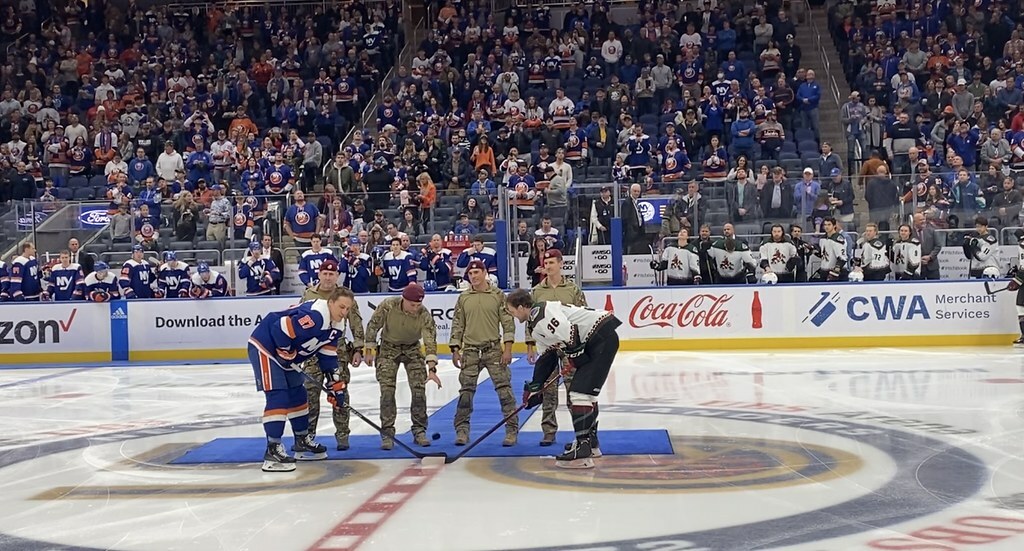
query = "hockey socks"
xmin=570 ymin=403 xmax=597 ymax=439
xmin=263 ymin=387 xmax=311 ymax=441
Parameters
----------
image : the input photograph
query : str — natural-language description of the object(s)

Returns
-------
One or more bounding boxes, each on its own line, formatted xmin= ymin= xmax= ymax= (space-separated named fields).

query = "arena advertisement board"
xmin=127 ymin=292 xmax=525 ymax=361
xmin=584 ymin=280 xmax=1015 ymax=348
xmin=0 ymin=302 xmax=111 ymax=363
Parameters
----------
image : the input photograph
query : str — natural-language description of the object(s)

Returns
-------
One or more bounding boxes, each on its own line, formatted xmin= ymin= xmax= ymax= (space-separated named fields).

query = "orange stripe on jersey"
xmin=260 ymin=354 xmax=272 ymax=389
xmin=282 ymin=316 xmax=297 ymax=338
xmin=285 ymin=404 xmax=309 ymax=414
xmin=320 ymin=345 xmax=337 ymax=355
xmin=264 ymin=407 xmax=290 ymax=417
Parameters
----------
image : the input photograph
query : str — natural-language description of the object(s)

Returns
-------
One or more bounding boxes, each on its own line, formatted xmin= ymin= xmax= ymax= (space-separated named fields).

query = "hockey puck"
xmin=431 ymin=432 xmax=441 ymax=440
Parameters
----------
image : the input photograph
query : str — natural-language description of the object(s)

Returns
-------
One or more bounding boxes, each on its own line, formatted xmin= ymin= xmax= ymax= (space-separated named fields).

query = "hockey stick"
xmin=266 ymin=353 xmax=448 ymax=463
xmin=984 ymin=280 xmax=1013 ymax=295
xmin=445 ymin=366 xmax=563 ymax=465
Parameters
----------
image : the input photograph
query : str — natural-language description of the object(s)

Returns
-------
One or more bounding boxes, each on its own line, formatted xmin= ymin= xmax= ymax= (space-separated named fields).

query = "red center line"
xmin=307 ymin=462 xmax=444 ymax=551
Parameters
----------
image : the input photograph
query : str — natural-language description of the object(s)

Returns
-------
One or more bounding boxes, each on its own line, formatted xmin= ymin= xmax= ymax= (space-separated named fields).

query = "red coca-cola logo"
xmin=629 ymin=294 xmax=732 ymax=329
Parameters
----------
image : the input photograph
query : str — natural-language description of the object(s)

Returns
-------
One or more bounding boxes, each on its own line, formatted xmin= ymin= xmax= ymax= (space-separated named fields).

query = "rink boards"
xmin=0 ymin=280 xmax=1016 ymax=364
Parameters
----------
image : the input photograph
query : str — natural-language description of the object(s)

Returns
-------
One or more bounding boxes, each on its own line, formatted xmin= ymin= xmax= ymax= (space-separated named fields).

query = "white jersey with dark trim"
xmin=857 ymin=238 xmax=890 ymax=270
xmin=818 ymin=232 xmax=848 ymax=271
xmin=528 ymin=301 xmax=612 ymax=357
xmin=891 ymin=238 xmax=921 ymax=277
xmin=661 ymin=244 xmax=700 ymax=279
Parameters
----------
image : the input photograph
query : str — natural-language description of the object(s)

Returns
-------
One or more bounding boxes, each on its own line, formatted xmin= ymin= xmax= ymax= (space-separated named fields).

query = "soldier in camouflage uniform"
xmin=524 ymin=249 xmax=588 ymax=445
xmin=450 ymin=260 xmax=518 ymax=446
xmin=299 ymin=259 xmax=365 ymax=451
xmin=364 ymin=283 xmax=443 ymax=449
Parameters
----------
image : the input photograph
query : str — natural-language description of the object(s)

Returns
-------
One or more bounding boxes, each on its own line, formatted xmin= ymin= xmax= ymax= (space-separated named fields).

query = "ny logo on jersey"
xmin=309 ymin=259 xmax=324 ymax=271
xmin=56 ymin=276 xmax=72 ymax=289
xmin=165 ymin=276 xmax=180 ymax=289
xmin=388 ymin=266 xmax=400 ymax=278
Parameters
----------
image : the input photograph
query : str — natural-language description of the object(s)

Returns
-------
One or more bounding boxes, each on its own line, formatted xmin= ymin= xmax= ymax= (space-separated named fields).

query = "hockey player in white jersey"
xmin=963 ymin=216 xmax=1000 ymax=279
xmin=816 ymin=217 xmax=849 ymax=281
xmin=890 ymin=224 xmax=922 ymax=280
xmin=506 ymin=288 xmax=622 ymax=469
xmin=652 ymin=228 xmax=701 ymax=285
xmin=853 ymin=223 xmax=890 ymax=281
xmin=709 ymin=233 xmax=757 ymax=284
xmin=758 ymin=224 xmax=799 ymax=283
xmin=1008 ymin=235 xmax=1024 ymax=344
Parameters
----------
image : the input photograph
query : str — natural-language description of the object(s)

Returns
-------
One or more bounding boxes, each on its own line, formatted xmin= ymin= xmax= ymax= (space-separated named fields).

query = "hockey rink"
xmin=0 ymin=348 xmax=1023 ymax=551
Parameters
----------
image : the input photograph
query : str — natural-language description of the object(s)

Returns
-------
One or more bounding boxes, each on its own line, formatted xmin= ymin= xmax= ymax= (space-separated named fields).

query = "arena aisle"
xmin=0 ymin=348 xmax=1022 ymax=551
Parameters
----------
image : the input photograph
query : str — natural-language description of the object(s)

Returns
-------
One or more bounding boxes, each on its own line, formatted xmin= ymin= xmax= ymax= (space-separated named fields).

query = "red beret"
xmin=543 ymin=249 xmax=563 ymax=261
xmin=402 ymin=283 xmax=425 ymax=302
xmin=319 ymin=259 xmax=339 ymax=272
xmin=467 ymin=260 xmax=487 ymax=272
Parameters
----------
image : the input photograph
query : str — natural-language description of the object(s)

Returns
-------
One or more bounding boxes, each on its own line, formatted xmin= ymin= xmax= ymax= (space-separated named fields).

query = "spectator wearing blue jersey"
xmin=285 ymin=190 xmax=323 ymax=246
xmin=128 ymin=148 xmax=155 ymax=187
xmin=730 ymin=108 xmax=757 ymax=160
xmin=83 ymin=262 xmax=120 ymax=302
xmin=340 ymin=239 xmax=372 ymax=293
xmin=796 ymin=69 xmax=822 ymax=142
xmin=46 ymin=250 xmax=84 ymax=301
xmin=299 ymin=234 xmax=339 ymax=288
xmin=455 ymin=236 xmax=499 ymax=276
xmin=471 ymin=169 xmax=497 ymax=196
xmin=452 ymin=212 xmax=477 ymax=235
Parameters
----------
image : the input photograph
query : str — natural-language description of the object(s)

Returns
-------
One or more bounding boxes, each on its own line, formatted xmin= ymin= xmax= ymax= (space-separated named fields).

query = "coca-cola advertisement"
xmin=588 ymin=288 xmax=775 ymax=340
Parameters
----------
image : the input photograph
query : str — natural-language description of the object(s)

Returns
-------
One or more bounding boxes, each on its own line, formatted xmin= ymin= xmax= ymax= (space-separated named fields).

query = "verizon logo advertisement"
xmin=0 ymin=303 xmax=109 ymax=358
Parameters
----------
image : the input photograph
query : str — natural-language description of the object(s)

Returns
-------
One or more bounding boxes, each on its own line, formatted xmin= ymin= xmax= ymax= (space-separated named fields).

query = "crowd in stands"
xmin=2 ymin=0 xmax=1016 ymax=302
xmin=831 ymin=0 xmax=1024 ymax=233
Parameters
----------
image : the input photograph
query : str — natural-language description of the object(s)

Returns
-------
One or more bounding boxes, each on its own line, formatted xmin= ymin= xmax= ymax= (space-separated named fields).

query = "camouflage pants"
xmin=376 ymin=341 xmax=428 ymax=438
xmin=302 ymin=355 xmax=351 ymax=444
xmin=453 ymin=343 xmax=518 ymax=433
xmin=540 ymin=369 xmax=573 ymax=436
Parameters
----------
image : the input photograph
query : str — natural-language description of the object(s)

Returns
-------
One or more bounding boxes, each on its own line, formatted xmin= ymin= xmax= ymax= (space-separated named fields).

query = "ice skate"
xmin=565 ymin=423 xmax=602 ymax=458
xmin=262 ymin=442 xmax=297 ymax=472
xmin=556 ymin=438 xmax=594 ymax=469
xmin=292 ymin=434 xmax=327 ymax=461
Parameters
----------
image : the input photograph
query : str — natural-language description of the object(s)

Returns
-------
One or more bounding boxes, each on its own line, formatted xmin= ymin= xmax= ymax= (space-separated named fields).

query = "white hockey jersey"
xmin=661 ymin=244 xmax=701 ymax=279
xmin=818 ymin=232 xmax=848 ymax=272
xmin=758 ymin=239 xmax=798 ymax=274
xmin=709 ymin=239 xmax=756 ymax=278
xmin=891 ymin=238 xmax=922 ymax=278
xmin=965 ymin=231 xmax=999 ymax=271
xmin=856 ymin=238 xmax=890 ymax=271
xmin=528 ymin=301 xmax=614 ymax=358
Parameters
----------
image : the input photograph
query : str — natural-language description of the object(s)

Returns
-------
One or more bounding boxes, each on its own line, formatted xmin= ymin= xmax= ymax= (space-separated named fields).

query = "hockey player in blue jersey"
xmin=420 ymin=234 xmax=454 ymax=289
xmin=248 ymin=287 xmax=356 ymax=471
xmin=298 ymin=234 xmax=338 ymax=288
xmin=46 ymin=250 xmax=84 ymax=301
xmin=189 ymin=262 xmax=229 ymax=298
xmin=119 ymin=244 xmax=157 ymax=299
xmin=240 ymin=241 xmax=280 ymax=296
xmin=83 ymin=262 xmax=121 ymax=302
xmin=157 ymin=251 xmax=192 ymax=299
xmin=455 ymin=236 xmax=498 ymax=277
xmin=340 ymin=239 xmax=372 ymax=293
xmin=8 ymin=242 xmax=42 ymax=301
xmin=381 ymin=237 xmax=418 ymax=292
xmin=0 ymin=258 xmax=8 ymax=301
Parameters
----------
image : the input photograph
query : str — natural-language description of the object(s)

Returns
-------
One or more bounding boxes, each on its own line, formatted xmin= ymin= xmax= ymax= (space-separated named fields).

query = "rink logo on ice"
xmin=0 ymin=308 xmax=77 ymax=345
xmin=804 ymin=292 xmax=931 ymax=326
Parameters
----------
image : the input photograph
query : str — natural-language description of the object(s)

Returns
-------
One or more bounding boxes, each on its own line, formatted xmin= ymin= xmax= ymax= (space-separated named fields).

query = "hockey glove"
xmin=1011 ymin=279 xmax=1021 ymax=291
xmin=786 ymin=257 xmax=798 ymax=272
xmin=693 ymin=275 xmax=702 ymax=285
xmin=522 ymin=381 xmax=543 ymax=409
xmin=89 ymin=290 xmax=110 ymax=302
xmin=559 ymin=356 xmax=576 ymax=378
xmin=325 ymin=373 xmax=347 ymax=409
xmin=827 ymin=269 xmax=841 ymax=281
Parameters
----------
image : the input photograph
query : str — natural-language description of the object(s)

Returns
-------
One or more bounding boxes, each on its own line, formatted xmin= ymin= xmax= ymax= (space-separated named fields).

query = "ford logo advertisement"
xmin=79 ymin=207 xmax=111 ymax=228
xmin=16 ymin=211 xmax=49 ymax=230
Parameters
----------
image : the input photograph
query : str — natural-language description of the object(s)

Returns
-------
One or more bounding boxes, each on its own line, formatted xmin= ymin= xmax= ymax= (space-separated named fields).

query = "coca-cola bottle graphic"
xmin=751 ymin=291 xmax=763 ymax=329
xmin=604 ymin=294 xmax=614 ymax=314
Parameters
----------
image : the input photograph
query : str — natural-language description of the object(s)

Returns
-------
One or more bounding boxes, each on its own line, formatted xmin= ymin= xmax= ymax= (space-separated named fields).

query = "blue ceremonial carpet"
xmin=170 ymin=430 xmax=674 ymax=463
xmin=172 ymin=359 xmax=674 ymax=464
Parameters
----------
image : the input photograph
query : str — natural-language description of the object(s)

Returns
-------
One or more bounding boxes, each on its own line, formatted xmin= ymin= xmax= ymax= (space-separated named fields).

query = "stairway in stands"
xmin=793 ymin=2 xmax=867 ymax=225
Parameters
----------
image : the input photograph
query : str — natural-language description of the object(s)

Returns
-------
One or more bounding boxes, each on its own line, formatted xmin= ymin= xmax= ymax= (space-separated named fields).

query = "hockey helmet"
xmin=760 ymin=272 xmax=778 ymax=285
xmin=422 ymin=280 xmax=438 ymax=292
xmin=95 ymin=261 xmax=109 ymax=272
xmin=163 ymin=250 xmax=176 ymax=262
xmin=983 ymin=266 xmax=1001 ymax=279
xmin=848 ymin=270 xmax=865 ymax=282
